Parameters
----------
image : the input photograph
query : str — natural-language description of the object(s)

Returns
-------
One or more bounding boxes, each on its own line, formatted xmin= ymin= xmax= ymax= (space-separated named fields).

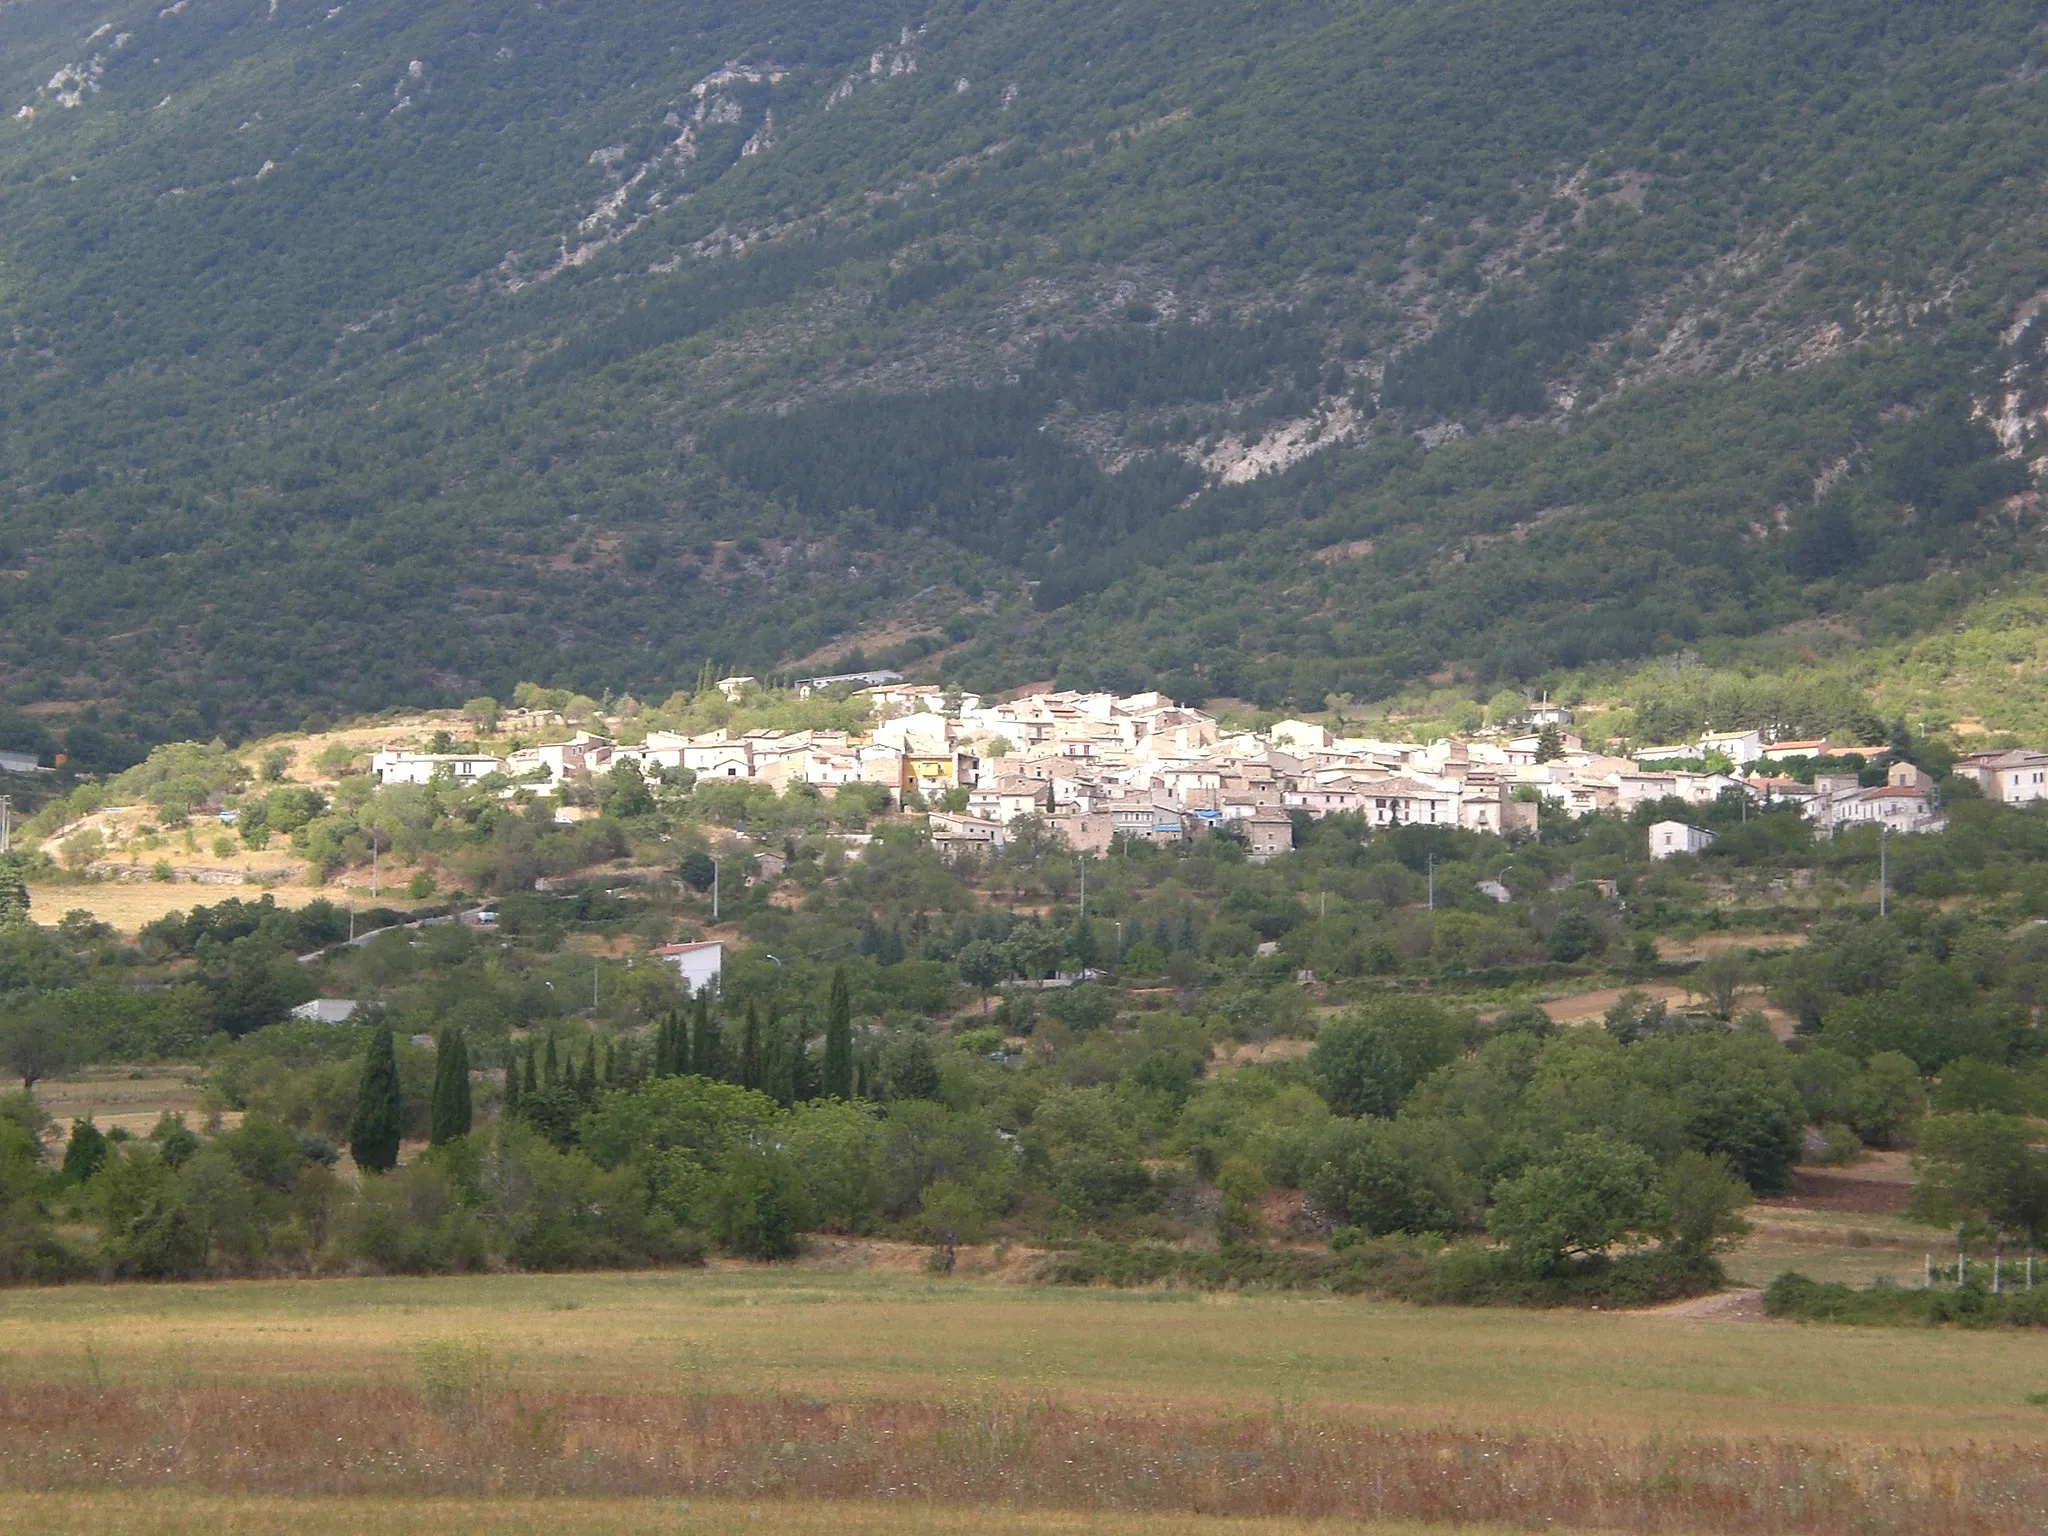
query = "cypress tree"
xmin=522 ymin=1040 xmax=538 ymax=1094
xmin=740 ymin=1002 xmax=762 ymax=1092
xmin=502 ymin=1045 xmax=523 ymax=1119
xmin=823 ymin=965 xmax=853 ymax=1100
xmin=655 ymin=1012 xmax=677 ymax=1077
xmin=430 ymin=1026 xmax=472 ymax=1145
xmin=602 ymin=1037 xmax=616 ymax=1086
xmin=0 ymin=855 xmax=31 ymax=931
xmin=348 ymin=1026 xmax=403 ymax=1173
xmin=692 ymin=993 xmax=723 ymax=1080
xmin=542 ymin=1034 xmax=559 ymax=1088
xmin=785 ymin=1020 xmax=814 ymax=1106
xmin=577 ymin=1039 xmax=597 ymax=1099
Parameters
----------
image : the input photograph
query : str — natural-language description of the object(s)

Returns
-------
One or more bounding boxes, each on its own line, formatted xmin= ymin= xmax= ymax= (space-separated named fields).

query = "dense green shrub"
xmin=1765 ymin=1271 xmax=2048 ymax=1328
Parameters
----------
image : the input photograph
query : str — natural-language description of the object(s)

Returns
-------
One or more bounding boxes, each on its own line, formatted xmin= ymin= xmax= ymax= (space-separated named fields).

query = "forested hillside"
xmin=0 ymin=0 xmax=2045 ymax=759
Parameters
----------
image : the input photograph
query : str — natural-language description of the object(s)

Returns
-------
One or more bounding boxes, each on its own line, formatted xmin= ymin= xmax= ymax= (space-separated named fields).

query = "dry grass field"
xmin=0 ymin=1269 xmax=2044 ymax=1533
xmin=26 ymin=881 xmax=344 ymax=937
xmin=6 ymin=1068 xmax=211 ymax=1140
xmin=0 ymin=1493 xmax=1592 ymax=1535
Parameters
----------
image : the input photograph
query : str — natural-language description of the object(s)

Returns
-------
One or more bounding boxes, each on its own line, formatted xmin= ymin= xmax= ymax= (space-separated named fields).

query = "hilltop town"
xmin=367 ymin=674 xmax=2020 ymax=866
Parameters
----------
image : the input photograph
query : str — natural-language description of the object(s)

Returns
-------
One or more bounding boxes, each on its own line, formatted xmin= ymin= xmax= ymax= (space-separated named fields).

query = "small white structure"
xmin=654 ymin=939 xmax=724 ymax=997
xmin=795 ymin=668 xmax=903 ymax=698
xmin=0 ymin=748 xmax=42 ymax=774
xmin=1648 ymin=820 xmax=1716 ymax=860
xmin=290 ymin=998 xmax=362 ymax=1024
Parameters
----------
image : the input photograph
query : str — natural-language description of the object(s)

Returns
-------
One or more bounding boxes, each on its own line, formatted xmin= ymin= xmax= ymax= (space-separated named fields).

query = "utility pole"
xmin=592 ymin=959 xmax=600 ymax=1011
xmin=1427 ymin=853 xmax=1436 ymax=911
xmin=371 ymin=839 xmax=379 ymax=899
xmin=1077 ymin=857 xmax=1086 ymax=920
xmin=0 ymin=794 xmax=11 ymax=853
xmin=712 ymin=857 xmax=720 ymax=922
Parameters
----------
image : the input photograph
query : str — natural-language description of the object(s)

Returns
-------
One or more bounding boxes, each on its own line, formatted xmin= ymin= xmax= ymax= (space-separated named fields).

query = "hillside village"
xmin=365 ymin=676 xmax=2021 ymax=867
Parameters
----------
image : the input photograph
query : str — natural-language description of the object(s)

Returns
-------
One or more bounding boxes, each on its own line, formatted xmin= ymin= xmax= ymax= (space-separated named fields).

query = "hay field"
xmin=1 ymin=1268 xmax=2042 ymax=1442
xmin=1 ymin=1271 xmax=2043 ymax=1532
xmin=27 ymin=881 xmax=342 ymax=936
xmin=0 ymin=1269 xmax=2039 ymax=1531
xmin=0 ymin=1493 xmax=1559 ymax=1536
xmin=7 ymin=1068 xmax=210 ymax=1139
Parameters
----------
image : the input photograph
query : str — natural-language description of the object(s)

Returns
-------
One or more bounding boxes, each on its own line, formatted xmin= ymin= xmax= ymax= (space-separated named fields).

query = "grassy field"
xmin=1 ymin=1268 xmax=2040 ymax=1442
xmin=1 ymin=1268 xmax=2046 ymax=1534
xmin=0 ymin=1493 xmax=1588 ymax=1535
xmin=26 ymin=881 xmax=340 ymax=936
xmin=5 ymin=1068 xmax=212 ymax=1139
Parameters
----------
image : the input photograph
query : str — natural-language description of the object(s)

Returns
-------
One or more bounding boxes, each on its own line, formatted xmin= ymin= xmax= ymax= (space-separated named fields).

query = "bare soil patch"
xmin=1777 ymin=1152 xmax=1915 ymax=1215
xmin=1631 ymin=1289 xmax=1767 ymax=1322
xmin=1213 ymin=1038 xmax=1314 ymax=1067
xmin=1538 ymin=984 xmax=1688 ymax=1025
xmin=1656 ymin=931 xmax=1807 ymax=962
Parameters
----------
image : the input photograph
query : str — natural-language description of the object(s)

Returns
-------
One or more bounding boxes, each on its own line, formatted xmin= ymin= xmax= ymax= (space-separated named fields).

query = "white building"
xmin=795 ymin=668 xmax=903 ymax=698
xmin=928 ymin=810 xmax=1009 ymax=859
xmin=502 ymin=733 xmax=609 ymax=785
xmin=682 ymin=737 xmax=753 ymax=779
xmin=1647 ymin=820 xmax=1716 ymax=859
xmin=654 ymin=940 xmax=723 ymax=997
xmin=1699 ymin=728 xmax=1766 ymax=768
xmin=371 ymin=750 xmax=505 ymax=785
xmin=290 ymin=999 xmax=362 ymax=1024
xmin=1953 ymin=748 xmax=2048 ymax=805
xmin=1828 ymin=785 xmax=1943 ymax=835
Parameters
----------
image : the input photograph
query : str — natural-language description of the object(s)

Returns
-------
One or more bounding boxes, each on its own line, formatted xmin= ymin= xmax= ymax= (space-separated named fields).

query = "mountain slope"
xmin=0 ymin=0 xmax=2044 ymax=757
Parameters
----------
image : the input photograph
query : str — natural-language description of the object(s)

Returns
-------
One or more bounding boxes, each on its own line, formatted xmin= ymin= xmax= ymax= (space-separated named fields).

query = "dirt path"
xmin=1630 ymin=1289 xmax=1768 ymax=1321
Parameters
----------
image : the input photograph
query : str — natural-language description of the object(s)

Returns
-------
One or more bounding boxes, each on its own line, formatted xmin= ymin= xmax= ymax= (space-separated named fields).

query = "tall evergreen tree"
xmin=348 ymin=1026 xmax=403 ymax=1173
xmin=430 ymin=1026 xmax=472 ymax=1145
xmin=740 ymin=1002 xmax=763 ymax=1092
xmin=542 ymin=1034 xmax=559 ymax=1088
xmin=502 ymin=1045 xmax=523 ymax=1119
xmin=602 ymin=1037 xmax=616 ymax=1086
xmin=785 ymin=1019 xmax=814 ymax=1105
xmin=822 ymin=965 xmax=854 ymax=1100
xmin=692 ymin=992 xmax=722 ymax=1080
xmin=522 ymin=1040 xmax=538 ymax=1094
xmin=655 ymin=1012 xmax=678 ymax=1077
xmin=577 ymin=1039 xmax=598 ymax=1099
xmin=0 ymin=855 xmax=31 ymax=931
